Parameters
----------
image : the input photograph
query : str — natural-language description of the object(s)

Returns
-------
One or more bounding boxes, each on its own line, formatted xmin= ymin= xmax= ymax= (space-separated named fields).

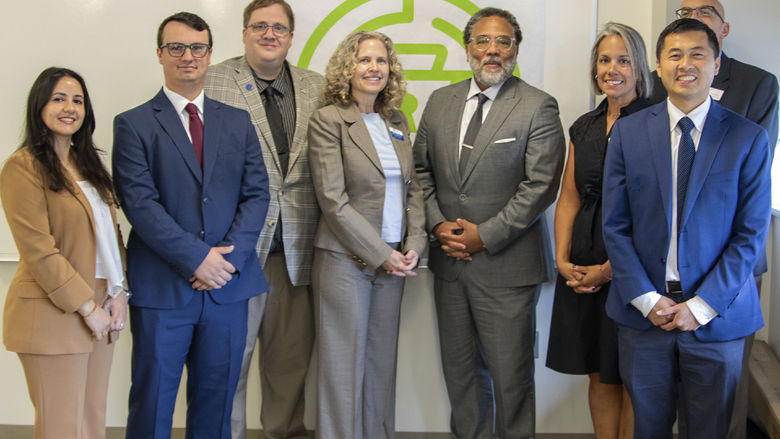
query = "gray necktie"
xmin=460 ymin=93 xmax=489 ymax=178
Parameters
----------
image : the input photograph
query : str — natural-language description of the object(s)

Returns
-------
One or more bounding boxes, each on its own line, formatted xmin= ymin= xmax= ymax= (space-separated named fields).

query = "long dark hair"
xmin=21 ymin=67 xmax=114 ymax=204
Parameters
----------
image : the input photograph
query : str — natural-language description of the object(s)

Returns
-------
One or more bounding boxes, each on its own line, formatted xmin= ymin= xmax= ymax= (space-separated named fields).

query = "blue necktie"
xmin=677 ymin=116 xmax=695 ymax=234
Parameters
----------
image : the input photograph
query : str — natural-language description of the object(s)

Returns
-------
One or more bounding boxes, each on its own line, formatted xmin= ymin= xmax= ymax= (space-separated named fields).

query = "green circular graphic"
xmin=297 ymin=0 xmax=520 ymax=132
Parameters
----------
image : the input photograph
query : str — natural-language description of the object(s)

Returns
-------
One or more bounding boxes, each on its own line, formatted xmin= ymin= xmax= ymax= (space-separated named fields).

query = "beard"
xmin=469 ymin=54 xmax=515 ymax=88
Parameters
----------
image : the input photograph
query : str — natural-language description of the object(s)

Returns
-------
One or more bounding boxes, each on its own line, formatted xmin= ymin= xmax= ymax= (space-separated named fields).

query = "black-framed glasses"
xmin=470 ymin=35 xmax=515 ymax=51
xmin=159 ymin=42 xmax=211 ymax=58
xmin=675 ymin=5 xmax=724 ymax=21
xmin=247 ymin=22 xmax=290 ymax=36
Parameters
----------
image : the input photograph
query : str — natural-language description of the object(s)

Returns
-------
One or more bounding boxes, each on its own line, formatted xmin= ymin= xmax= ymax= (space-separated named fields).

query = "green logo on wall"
xmin=297 ymin=0 xmax=519 ymax=132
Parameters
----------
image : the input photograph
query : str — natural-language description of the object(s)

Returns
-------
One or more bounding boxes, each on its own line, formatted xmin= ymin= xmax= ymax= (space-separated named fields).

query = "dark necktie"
xmin=185 ymin=103 xmax=203 ymax=168
xmin=677 ymin=116 xmax=696 ymax=234
xmin=459 ymin=93 xmax=489 ymax=178
xmin=263 ymin=86 xmax=289 ymax=178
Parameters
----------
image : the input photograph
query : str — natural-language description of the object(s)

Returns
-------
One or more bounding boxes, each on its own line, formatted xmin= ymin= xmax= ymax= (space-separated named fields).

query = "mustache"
xmin=480 ymin=56 xmax=503 ymax=67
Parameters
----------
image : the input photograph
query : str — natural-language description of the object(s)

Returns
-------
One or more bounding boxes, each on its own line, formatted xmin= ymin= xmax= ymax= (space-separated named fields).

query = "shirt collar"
xmin=667 ymin=96 xmax=711 ymax=133
xmin=467 ymin=77 xmax=503 ymax=102
xmin=254 ymin=61 xmax=292 ymax=97
xmin=162 ymin=86 xmax=205 ymax=115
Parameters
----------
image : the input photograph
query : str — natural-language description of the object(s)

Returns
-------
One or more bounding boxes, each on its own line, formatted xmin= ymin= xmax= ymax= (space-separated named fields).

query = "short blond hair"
xmin=323 ymin=31 xmax=406 ymax=119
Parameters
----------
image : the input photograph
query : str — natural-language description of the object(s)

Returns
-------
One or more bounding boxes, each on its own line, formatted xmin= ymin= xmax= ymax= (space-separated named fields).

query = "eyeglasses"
xmin=247 ymin=22 xmax=290 ymax=36
xmin=159 ymin=42 xmax=211 ymax=58
xmin=470 ymin=35 xmax=515 ymax=51
xmin=675 ymin=5 xmax=724 ymax=21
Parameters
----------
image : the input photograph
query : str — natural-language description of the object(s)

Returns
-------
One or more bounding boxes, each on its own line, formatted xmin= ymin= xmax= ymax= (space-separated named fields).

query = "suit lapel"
xmin=446 ymin=82 xmax=469 ymax=183
xmin=387 ymin=111 xmax=410 ymax=181
xmin=461 ymin=77 xmax=520 ymax=183
xmin=681 ymin=104 xmax=727 ymax=228
xmin=288 ymin=66 xmax=310 ymax=171
xmin=648 ymin=104 xmax=672 ymax=224
xmin=235 ymin=59 xmax=282 ymax=174
xmin=152 ymin=90 xmax=202 ymax=184
xmin=202 ymin=97 xmax=220 ymax=187
xmin=339 ymin=104 xmax=383 ymax=174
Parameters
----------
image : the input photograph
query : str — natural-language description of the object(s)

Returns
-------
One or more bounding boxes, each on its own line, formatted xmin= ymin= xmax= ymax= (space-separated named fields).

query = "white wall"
xmin=1 ymin=0 xmax=778 ymax=434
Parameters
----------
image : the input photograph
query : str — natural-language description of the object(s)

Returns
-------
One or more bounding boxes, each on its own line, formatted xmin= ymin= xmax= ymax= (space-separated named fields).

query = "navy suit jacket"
xmin=113 ymin=89 xmax=269 ymax=309
xmin=602 ymin=101 xmax=770 ymax=342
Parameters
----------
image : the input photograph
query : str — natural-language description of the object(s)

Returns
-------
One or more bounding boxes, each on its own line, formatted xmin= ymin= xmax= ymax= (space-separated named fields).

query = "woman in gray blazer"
xmin=308 ymin=30 xmax=426 ymax=439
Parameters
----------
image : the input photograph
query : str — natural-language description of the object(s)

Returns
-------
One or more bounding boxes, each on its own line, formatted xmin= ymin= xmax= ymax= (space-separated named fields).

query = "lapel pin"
xmin=246 ymin=84 xmax=253 ymax=90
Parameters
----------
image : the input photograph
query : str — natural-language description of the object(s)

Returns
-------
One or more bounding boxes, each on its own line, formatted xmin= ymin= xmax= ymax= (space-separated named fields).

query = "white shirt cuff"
xmin=630 ymin=291 xmax=662 ymax=317
xmin=686 ymin=296 xmax=718 ymax=325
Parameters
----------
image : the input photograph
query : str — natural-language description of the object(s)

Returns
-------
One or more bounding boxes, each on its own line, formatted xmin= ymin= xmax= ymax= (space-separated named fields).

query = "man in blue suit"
xmin=602 ymin=19 xmax=770 ymax=439
xmin=112 ymin=12 xmax=269 ymax=439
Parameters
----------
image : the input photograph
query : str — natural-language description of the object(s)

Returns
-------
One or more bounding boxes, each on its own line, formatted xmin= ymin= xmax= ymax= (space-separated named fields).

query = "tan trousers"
xmin=19 ymin=337 xmax=115 ymax=439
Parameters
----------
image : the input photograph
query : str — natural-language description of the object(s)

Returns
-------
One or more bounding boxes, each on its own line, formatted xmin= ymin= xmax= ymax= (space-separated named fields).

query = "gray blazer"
xmin=308 ymin=103 xmax=427 ymax=270
xmin=205 ymin=57 xmax=325 ymax=286
xmin=414 ymin=76 xmax=565 ymax=287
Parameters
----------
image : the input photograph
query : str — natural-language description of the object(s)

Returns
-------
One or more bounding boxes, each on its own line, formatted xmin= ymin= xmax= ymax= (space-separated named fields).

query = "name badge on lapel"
xmin=389 ymin=127 xmax=404 ymax=141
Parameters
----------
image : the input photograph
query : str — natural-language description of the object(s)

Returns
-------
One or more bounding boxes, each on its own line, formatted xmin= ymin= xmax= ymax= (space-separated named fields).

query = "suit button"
xmin=459 ymin=194 xmax=467 ymax=201
xmin=199 ymin=230 xmax=205 ymax=238
xmin=268 ymin=220 xmax=276 ymax=227
xmin=202 ymin=197 xmax=208 ymax=204
xmin=406 ymin=207 xmax=411 ymax=212
xmin=406 ymin=179 xmax=412 ymax=185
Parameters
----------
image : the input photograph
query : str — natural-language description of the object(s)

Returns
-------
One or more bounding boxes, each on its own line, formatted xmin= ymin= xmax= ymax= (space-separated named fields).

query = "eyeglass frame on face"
xmin=675 ymin=5 xmax=724 ymax=21
xmin=469 ymin=35 xmax=516 ymax=51
xmin=246 ymin=22 xmax=290 ymax=37
xmin=159 ymin=42 xmax=211 ymax=58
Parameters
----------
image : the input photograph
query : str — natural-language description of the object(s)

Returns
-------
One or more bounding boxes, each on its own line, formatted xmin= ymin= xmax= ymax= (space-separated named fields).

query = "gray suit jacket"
xmin=414 ymin=76 xmax=565 ymax=287
xmin=308 ymin=103 xmax=427 ymax=269
xmin=205 ymin=57 xmax=325 ymax=286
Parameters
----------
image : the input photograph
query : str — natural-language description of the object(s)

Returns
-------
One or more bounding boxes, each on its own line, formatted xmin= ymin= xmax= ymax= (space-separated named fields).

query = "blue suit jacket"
xmin=112 ymin=89 xmax=269 ymax=309
xmin=602 ymin=101 xmax=770 ymax=342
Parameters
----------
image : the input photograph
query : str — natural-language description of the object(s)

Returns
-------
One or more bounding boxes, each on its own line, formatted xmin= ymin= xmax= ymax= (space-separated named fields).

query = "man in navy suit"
xmin=602 ymin=19 xmax=770 ymax=439
xmin=112 ymin=12 xmax=269 ymax=439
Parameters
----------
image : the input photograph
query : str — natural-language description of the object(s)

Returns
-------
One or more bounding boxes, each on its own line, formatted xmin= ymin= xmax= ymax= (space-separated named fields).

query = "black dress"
xmin=546 ymin=97 xmax=650 ymax=384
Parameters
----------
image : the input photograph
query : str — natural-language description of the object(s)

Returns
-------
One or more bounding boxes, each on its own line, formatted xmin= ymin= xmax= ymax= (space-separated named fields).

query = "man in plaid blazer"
xmin=204 ymin=1 xmax=324 ymax=438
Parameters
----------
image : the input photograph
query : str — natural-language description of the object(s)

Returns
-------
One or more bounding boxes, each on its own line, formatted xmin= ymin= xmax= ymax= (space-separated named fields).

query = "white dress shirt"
xmin=458 ymin=79 xmax=504 ymax=160
xmin=162 ymin=86 xmax=204 ymax=142
xmin=630 ymin=97 xmax=718 ymax=325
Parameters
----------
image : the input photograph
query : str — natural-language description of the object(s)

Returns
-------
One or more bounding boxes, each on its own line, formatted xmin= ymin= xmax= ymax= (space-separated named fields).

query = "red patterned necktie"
xmin=185 ymin=103 xmax=203 ymax=168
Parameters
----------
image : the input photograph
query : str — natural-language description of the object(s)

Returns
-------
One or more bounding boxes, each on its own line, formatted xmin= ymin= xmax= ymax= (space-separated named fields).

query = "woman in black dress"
xmin=546 ymin=22 xmax=652 ymax=439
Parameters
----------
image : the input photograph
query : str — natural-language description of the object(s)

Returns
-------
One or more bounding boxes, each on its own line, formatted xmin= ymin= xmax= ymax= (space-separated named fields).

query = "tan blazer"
xmin=205 ymin=58 xmax=325 ymax=286
xmin=1 ymin=148 xmax=125 ymax=354
xmin=308 ymin=103 xmax=427 ymax=270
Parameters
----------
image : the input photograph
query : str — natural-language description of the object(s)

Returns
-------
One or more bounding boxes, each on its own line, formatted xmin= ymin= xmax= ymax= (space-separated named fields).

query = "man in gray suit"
xmin=204 ymin=1 xmax=324 ymax=438
xmin=414 ymin=7 xmax=565 ymax=438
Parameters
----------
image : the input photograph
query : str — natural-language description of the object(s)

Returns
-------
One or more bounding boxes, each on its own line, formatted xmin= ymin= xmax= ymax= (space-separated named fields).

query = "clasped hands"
xmin=79 ymin=290 xmax=129 ymax=341
xmin=190 ymin=245 xmax=236 ymax=291
xmin=433 ymin=218 xmax=484 ymax=261
xmin=558 ymin=262 xmax=611 ymax=294
xmin=648 ymin=295 xmax=701 ymax=332
xmin=381 ymin=249 xmax=420 ymax=277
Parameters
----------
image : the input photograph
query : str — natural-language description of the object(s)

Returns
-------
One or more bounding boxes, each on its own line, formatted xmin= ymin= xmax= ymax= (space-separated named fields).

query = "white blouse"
xmin=77 ymin=181 xmax=124 ymax=297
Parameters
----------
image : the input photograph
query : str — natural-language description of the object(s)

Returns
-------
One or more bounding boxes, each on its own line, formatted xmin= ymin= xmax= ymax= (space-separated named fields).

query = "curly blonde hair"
xmin=324 ymin=31 xmax=406 ymax=119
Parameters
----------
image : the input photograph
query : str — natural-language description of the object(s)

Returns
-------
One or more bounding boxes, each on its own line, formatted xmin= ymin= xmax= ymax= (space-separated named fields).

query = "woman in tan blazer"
xmin=0 ymin=67 xmax=128 ymax=439
xmin=308 ymin=31 xmax=426 ymax=439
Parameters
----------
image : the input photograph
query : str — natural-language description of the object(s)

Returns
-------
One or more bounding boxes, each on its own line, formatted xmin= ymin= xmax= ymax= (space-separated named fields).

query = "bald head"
xmin=678 ymin=0 xmax=729 ymax=47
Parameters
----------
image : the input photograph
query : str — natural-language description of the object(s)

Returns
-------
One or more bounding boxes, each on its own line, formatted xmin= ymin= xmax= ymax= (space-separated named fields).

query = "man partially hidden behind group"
xmin=204 ymin=1 xmax=324 ymax=438
xmin=414 ymin=7 xmax=565 ymax=438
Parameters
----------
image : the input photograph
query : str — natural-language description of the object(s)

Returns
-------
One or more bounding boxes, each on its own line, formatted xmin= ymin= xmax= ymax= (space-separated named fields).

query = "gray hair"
xmin=589 ymin=22 xmax=652 ymax=99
